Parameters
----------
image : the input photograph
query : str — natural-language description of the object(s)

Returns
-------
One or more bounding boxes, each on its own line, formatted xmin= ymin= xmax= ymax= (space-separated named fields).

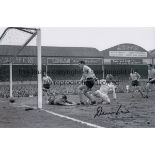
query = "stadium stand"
xmin=0 ymin=44 xmax=154 ymax=98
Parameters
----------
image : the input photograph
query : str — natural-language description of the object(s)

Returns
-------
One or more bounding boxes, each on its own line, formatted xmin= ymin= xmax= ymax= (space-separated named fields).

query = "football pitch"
xmin=0 ymin=92 xmax=155 ymax=128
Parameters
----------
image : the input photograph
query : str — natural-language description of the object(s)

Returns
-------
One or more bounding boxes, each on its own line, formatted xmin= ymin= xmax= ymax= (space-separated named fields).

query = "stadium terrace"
xmin=0 ymin=43 xmax=153 ymax=83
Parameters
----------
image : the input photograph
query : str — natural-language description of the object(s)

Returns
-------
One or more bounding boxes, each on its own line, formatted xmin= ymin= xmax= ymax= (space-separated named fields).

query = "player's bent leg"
xmin=84 ymin=79 xmax=96 ymax=104
xmin=43 ymin=89 xmax=49 ymax=104
xmin=43 ymin=84 xmax=51 ymax=104
xmin=131 ymin=86 xmax=136 ymax=98
xmin=101 ymin=94 xmax=110 ymax=104
xmin=137 ymin=86 xmax=145 ymax=98
xmin=146 ymin=82 xmax=150 ymax=98
xmin=93 ymin=90 xmax=100 ymax=97
xmin=94 ymin=90 xmax=110 ymax=104
xmin=77 ymin=85 xmax=87 ymax=104
xmin=130 ymin=87 xmax=134 ymax=98
xmin=84 ymin=90 xmax=96 ymax=105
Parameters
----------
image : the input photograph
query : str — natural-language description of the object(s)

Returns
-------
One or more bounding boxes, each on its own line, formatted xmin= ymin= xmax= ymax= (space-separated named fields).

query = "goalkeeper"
xmin=48 ymin=94 xmax=77 ymax=106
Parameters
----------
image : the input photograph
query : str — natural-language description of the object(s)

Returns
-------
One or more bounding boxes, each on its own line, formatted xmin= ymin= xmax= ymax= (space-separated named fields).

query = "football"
xmin=9 ymin=97 xmax=15 ymax=103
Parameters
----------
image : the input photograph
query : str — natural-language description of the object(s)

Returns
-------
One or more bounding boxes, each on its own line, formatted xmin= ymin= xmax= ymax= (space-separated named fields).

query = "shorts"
xmin=131 ymin=80 xmax=139 ymax=86
xmin=148 ymin=78 xmax=155 ymax=84
xmin=84 ymin=78 xmax=95 ymax=89
xmin=43 ymin=84 xmax=50 ymax=90
xmin=95 ymin=90 xmax=110 ymax=103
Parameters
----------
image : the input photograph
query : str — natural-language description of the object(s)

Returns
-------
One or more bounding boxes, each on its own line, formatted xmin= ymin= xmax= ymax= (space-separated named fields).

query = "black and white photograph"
xmin=1 ymin=0 xmax=155 ymax=155
xmin=0 ymin=27 xmax=155 ymax=128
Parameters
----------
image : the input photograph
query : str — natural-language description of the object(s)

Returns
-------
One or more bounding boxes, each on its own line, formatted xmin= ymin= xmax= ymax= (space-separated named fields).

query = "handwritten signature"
xmin=94 ymin=105 xmax=130 ymax=118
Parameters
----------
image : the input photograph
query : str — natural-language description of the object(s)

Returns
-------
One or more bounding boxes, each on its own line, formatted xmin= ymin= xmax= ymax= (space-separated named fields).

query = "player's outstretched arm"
xmin=137 ymin=73 xmax=141 ymax=80
xmin=49 ymin=77 xmax=53 ymax=85
xmin=59 ymin=101 xmax=78 ymax=106
xmin=149 ymin=78 xmax=155 ymax=83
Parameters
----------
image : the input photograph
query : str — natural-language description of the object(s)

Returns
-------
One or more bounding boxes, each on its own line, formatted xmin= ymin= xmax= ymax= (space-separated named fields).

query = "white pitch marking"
xmin=13 ymin=104 xmax=103 ymax=128
xmin=41 ymin=109 xmax=103 ymax=128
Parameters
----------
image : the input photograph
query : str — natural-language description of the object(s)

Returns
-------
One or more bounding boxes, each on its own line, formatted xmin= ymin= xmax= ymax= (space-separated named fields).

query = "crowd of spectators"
xmin=0 ymin=84 xmax=38 ymax=98
xmin=0 ymin=79 xmax=151 ymax=98
xmin=0 ymin=81 xmax=101 ymax=98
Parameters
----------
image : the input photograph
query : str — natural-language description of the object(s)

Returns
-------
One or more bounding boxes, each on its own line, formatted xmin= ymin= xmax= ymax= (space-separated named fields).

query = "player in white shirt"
xmin=93 ymin=79 xmax=117 ymax=104
xmin=78 ymin=61 xmax=97 ymax=105
xmin=42 ymin=72 xmax=53 ymax=104
xmin=146 ymin=64 xmax=155 ymax=98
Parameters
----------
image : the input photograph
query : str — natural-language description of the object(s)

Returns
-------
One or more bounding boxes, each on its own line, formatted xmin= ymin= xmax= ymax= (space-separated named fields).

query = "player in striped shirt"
xmin=146 ymin=64 xmax=155 ymax=98
xmin=78 ymin=61 xmax=97 ymax=105
xmin=129 ymin=69 xmax=145 ymax=98
xmin=42 ymin=72 xmax=53 ymax=104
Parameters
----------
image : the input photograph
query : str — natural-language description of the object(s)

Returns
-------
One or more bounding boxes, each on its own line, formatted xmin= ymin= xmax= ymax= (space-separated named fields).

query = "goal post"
xmin=36 ymin=29 xmax=42 ymax=109
xmin=0 ymin=27 xmax=43 ymax=109
xmin=10 ymin=62 xmax=13 ymax=98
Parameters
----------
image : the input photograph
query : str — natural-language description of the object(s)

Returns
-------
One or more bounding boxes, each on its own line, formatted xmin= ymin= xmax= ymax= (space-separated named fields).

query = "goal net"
xmin=0 ymin=27 xmax=42 ymax=108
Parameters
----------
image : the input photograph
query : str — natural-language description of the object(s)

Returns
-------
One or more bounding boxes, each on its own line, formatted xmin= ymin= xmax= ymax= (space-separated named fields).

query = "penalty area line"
xmin=41 ymin=109 xmax=103 ymax=128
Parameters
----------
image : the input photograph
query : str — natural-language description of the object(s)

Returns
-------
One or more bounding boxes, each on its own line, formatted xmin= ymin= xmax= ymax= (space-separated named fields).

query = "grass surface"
xmin=0 ymin=92 xmax=155 ymax=128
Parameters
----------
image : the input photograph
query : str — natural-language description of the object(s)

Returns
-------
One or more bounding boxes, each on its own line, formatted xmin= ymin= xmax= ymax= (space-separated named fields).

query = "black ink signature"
xmin=94 ymin=105 xmax=130 ymax=118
